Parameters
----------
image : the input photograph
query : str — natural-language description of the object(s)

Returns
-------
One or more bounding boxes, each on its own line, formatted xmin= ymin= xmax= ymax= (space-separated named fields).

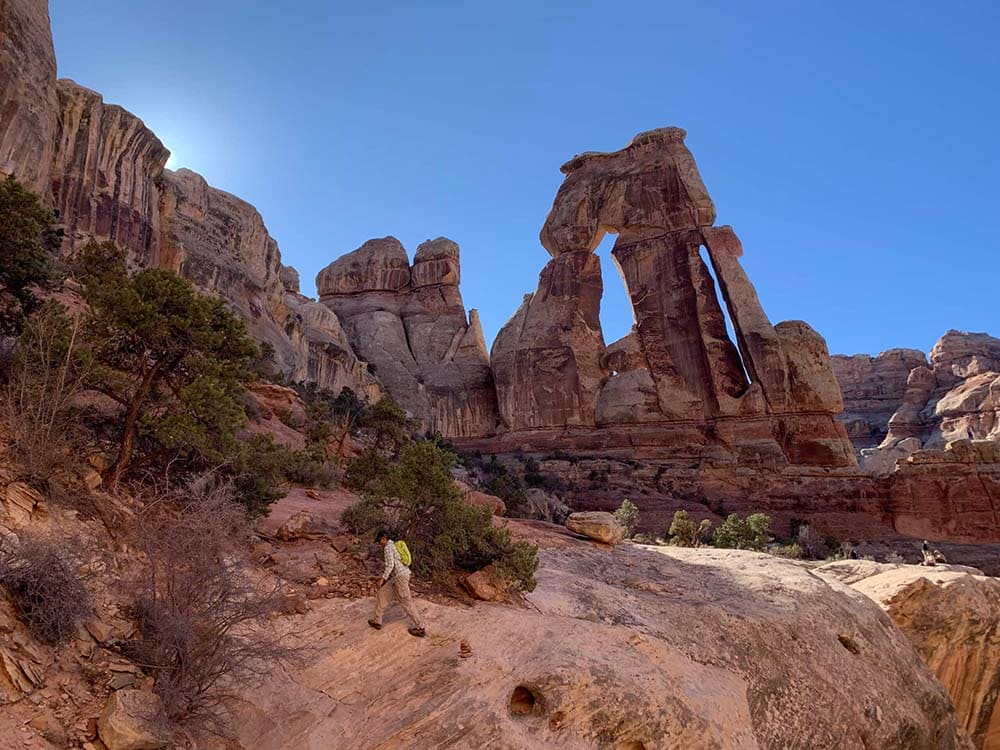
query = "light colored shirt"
xmin=382 ymin=540 xmax=411 ymax=581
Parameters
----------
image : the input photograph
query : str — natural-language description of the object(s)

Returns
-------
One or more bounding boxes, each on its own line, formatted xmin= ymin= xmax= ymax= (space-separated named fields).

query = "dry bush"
xmin=124 ymin=480 xmax=303 ymax=736
xmin=1 ymin=302 xmax=92 ymax=497
xmin=0 ymin=531 xmax=91 ymax=644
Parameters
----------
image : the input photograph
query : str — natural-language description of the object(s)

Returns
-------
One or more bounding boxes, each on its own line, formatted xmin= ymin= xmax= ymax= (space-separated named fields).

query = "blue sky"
xmin=50 ymin=0 xmax=998 ymax=357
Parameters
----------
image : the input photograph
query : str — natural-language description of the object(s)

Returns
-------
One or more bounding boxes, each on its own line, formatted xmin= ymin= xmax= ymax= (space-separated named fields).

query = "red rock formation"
xmin=317 ymin=237 xmax=498 ymax=437
xmin=840 ymin=331 xmax=1000 ymax=474
xmin=820 ymin=560 xmax=1000 ymax=750
xmin=832 ymin=348 xmax=929 ymax=450
xmin=491 ymin=251 xmax=605 ymax=429
xmin=0 ymin=0 xmax=379 ymax=400
xmin=0 ymin=0 xmax=58 ymax=196
xmin=491 ymin=128 xmax=855 ymax=468
xmin=50 ymin=81 xmax=169 ymax=262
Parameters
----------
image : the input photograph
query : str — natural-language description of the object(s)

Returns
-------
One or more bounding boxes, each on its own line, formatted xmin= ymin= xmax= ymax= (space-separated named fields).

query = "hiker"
xmin=920 ymin=540 xmax=936 ymax=566
xmin=368 ymin=529 xmax=426 ymax=637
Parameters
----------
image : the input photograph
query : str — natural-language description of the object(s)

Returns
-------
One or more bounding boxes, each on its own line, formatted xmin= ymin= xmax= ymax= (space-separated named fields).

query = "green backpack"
xmin=395 ymin=540 xmax=412 ymax=567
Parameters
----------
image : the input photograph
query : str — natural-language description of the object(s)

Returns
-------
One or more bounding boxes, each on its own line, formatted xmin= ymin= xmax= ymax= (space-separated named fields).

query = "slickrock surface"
xmin=317 ymin=237 xmax=498 ymax=437
xmin=820 ymin=560 xmax=1000 ymax=750
xmin=222 ymin=540 xmax=970 ymax=749
xmin=490 ymin=128 xmax=855 ymax=468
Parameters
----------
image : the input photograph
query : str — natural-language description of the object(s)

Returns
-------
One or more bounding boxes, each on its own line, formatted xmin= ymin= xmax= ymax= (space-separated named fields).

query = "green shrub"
xmin=479 ymin=457 xmax=532 ymax=518
xmin=71 ymin=242 xmax=259 ymax=489
xmin=711 ymin=513 xmax=771 ymax=551
xmin=343 ymin=440 xmax=538 ymax=590
xmin=228 ymin=435 xmax=296 ymax=517
xmin=769 ymin=543 xmax=803 ymax=559
xmin=344 ymin=447 xmax=390 ymax=491
xmin=360 ymin=397 xmax=410 ymax=450
xmin=668 ymin=510 xmax=711 ymax=547
xmin=614 ymin=498 xmax=639 ymax=537
xmin=0 ymin=176 xmax=61 ymax=336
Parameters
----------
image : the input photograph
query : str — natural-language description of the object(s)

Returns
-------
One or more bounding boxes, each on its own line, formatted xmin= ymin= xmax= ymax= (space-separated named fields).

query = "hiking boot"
xmin=368 ymin=619 xmax=382 ymax=630
xmin=408 ymin=627 xmax=426 ymax=638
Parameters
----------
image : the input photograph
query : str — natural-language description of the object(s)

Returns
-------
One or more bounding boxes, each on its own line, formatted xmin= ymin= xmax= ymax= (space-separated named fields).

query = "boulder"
xmin=564 ymin=511 xmax=624 ymax=545
xmin=456 ymin=481 xmax=506 ymax=516
xmin=98 ymin=690 xmax=166 ymax=750
xmin=819 ymin=560 xmax=1000 ymax=750
xmin=2 ymin=482 xmax=46 ymax=527
xmin=274 ymin=511 xmax=335 ymax=542
xmin=461 ymin=566 xmax=509 ymax=602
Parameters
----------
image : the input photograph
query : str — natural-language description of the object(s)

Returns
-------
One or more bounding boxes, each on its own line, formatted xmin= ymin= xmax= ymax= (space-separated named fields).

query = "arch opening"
xmin=593 ymin=230 xmax=634 ymax=347
xmin=699 ymin=245 xmax=751 ymax=384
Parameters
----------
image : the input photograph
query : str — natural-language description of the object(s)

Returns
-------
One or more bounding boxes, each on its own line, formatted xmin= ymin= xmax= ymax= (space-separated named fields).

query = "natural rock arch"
xmin=491 ymin=127 xmax=854 ymax=467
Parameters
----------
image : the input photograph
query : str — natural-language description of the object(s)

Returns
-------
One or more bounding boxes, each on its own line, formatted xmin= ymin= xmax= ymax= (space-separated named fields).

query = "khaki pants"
xmin=373 ymin=574 xmax=424 ymax=629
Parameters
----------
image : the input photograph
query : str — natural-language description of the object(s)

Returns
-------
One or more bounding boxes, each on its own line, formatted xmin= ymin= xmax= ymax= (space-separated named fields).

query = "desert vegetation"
xmin=0 ymin=175 xmax=542 ymax=741
xmin=124 ymin=482 xmax=302 ymax=733
xmin=0 ymin=531 xmax=91 ymax=644
xmin=344 ymin=431 xmax=538 ymax=591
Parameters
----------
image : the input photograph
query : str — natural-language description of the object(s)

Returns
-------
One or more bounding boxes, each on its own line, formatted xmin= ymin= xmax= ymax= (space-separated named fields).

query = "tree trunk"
xmin=106 ymin=360 xmax=161 ymax=490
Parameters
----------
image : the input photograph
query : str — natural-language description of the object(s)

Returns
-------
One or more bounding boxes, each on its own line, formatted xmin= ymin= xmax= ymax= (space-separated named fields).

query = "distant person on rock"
xmin=921 ymin=540 xmax=937 ymax=566
xmin=368 ymin=529 xmax=426 ymax=637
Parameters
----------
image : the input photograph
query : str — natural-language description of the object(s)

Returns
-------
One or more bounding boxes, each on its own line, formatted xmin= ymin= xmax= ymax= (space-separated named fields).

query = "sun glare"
xmin=165 ymin=151 xmax=178 ymax=169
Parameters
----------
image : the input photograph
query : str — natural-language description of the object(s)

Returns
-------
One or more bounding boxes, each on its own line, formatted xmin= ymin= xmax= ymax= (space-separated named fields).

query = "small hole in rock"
xmin=616 ymin=742 xmax=647 ymax=750
xmin=510 ymin=684 xmax=540 ymax=716
xmin=838 ymin=634 xmax=860 ymax=654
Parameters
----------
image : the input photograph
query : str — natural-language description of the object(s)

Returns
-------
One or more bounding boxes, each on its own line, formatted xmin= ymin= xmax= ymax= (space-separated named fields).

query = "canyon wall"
xmin=833 ymin=332 xmax=1000 ymax=475
xmin=832 ymin=348 xmax=929 ymax=450
xmin=3 ymin=0 xmax=998 ymax=540
xmin=0 ymin=0 xmax=380 ymax=402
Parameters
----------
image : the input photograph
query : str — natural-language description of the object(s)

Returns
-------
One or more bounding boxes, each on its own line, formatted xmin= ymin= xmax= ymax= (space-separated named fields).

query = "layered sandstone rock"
xmin=224 ymin=541 xmax=971 ymax=749
xmin=492 ymin=128 xmax=855 ymax=467
xmin=820 ymin=560 xmax=1000 ymax=750
xmin=564 ymin=511 xmax=623 ymax=544
xmin=0 ymin=0 xmax=379 ymax=400
xmin=847 ymin=331 xmax=1000 ymax=472
xmin=884 ymin=331 xmax=1000 ymax=449
xmin=51 ymin=81 xmax=169 ymax=262
xmin=832 ymin=348 xmax=929 ymax=450
xmin=0 ymin=0 xmax=58 ymax=196
xmin=158 ymin=169 xmax=380 ymax=399
xmin=491 ymin=251 xmax=605 ymax=429
xmin=317 ymin=237 xmax=498 ymax=437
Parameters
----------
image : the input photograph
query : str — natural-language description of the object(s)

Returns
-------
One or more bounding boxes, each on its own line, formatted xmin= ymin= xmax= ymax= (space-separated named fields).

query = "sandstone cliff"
xmin=821 ymin=560 xmax=1000 ymax=750
xmin=0 ymin=0 xmax=58 ymax=197
xmin=834 ymin=331 xmax=1000 ymax=474
xmin=832 ymin=348 xmax=929 ymax=451
xmin=0 ymin=0 xmax=380 ymax=401
xmin=316 ymin=237 xmax=498 ymax=437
